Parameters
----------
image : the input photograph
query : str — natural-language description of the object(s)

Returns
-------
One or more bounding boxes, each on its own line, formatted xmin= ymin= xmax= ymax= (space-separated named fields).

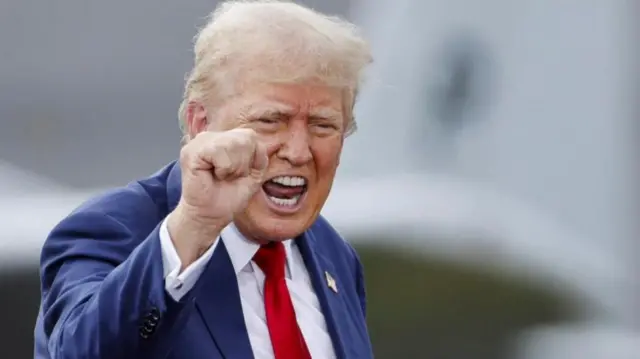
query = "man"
xmin=34 ymin=1 xmax=373 ymax=358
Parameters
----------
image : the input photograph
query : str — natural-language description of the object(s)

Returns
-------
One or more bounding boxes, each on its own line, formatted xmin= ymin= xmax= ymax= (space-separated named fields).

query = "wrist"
xmin=166 ymin=205 xmax=225 ymax=267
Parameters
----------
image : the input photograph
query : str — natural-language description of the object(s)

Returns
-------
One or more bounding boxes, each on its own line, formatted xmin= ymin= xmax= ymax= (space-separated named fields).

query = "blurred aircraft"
xmin=0 ymin=161 xmax=68 ymax=196
xmin=3 ymin=161 xmax=639 ymax=354
xmin=0 ymin=162 xmax=93 ymax=270
xmin=0 ymin=164 xmax=631 ymax=323
xmin=347 ymin=0 xmax=639 ymax=356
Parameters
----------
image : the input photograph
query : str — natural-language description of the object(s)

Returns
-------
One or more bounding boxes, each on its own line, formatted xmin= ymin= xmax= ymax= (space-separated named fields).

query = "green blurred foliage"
xmin=355 ymin=244 xmax=578 ymax=359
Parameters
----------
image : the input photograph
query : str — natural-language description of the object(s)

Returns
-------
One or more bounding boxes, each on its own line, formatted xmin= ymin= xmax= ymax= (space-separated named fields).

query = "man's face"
xmin=205 ymin=81 xmax=348 ymax=241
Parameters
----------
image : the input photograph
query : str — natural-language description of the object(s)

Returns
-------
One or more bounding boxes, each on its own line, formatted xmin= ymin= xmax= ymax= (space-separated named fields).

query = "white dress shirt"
xmin=159 ymin=220 xmax=336 ymax=359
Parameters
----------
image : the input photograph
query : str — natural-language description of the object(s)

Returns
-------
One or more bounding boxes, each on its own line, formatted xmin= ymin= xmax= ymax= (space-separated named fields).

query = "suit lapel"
xmin=298 ymin=231 xmax=350 ymax=359
xmin=194 ymin=239 xmax=254 ymax=359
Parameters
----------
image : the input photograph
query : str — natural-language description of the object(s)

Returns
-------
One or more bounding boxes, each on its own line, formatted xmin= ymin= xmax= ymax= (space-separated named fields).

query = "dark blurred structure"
xmin=358 ymin=245 xmax=573 ymax=359
xmin=0 ymin=245 xmax=573 ymax=359
xmin=0 ymin=269 xmax=41 ymax=359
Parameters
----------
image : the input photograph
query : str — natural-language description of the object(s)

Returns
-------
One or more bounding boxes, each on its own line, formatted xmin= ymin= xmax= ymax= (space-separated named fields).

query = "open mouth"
xmin=262 ymin=175 xmax=308 ymax=208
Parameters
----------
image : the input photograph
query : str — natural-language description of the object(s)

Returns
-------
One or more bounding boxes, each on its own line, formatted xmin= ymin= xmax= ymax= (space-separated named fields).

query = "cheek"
xmin=311 ymin=139 xmax=343 ymax=179
xmin=256 ymin=132 xmax=284 ymax=153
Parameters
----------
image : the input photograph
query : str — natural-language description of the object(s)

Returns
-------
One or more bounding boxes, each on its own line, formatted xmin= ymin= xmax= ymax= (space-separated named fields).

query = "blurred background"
xmin=0 ymin=0 xmax=638 ymax=358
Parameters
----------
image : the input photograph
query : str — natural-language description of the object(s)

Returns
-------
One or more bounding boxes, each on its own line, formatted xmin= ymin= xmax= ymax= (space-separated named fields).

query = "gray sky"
xmin=0 ymin=0 xmax=351 ymax=188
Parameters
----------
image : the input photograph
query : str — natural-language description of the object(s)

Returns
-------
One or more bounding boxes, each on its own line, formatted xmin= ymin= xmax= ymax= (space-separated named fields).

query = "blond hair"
xmin=178 ymin=0 xmax=372 ymax=136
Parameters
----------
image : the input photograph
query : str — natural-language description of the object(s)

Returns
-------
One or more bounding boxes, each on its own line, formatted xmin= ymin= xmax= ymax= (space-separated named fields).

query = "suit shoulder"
xmin=67 ymin=163 xmax=175 ymax=229
xmin=312 ymin=215 xmax=359 ymax=261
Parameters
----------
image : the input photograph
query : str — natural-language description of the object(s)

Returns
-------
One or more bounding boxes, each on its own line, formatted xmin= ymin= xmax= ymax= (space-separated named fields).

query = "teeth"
xmin=268 ymin=195 xmax=302 ymax=207
xmin=271 ymin=176 xmax=306 ymax=187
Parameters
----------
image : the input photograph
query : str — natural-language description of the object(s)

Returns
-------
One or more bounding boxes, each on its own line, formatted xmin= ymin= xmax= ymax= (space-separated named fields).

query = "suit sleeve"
xmin=40 ymin=210 xmax=196 ymax=359
xmin=160 ymin=218 xmax=218 ymax=301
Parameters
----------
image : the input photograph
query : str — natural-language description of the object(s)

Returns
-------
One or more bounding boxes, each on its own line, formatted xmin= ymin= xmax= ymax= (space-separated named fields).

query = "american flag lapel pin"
xmin=325 ymin=271 xmax=338 ymax=293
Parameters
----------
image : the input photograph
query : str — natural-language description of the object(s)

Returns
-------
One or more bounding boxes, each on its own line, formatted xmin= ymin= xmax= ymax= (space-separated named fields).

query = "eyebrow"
xmin=243 ymin=103 xmax=293 ymax=119
xmin=309 ymin=107 xmax=342 ymax=120
xmin=242 ymin=103 xmax=342 ymax=121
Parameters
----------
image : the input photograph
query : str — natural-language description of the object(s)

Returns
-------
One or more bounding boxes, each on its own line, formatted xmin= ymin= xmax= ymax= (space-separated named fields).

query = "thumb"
xmin=252 ymin=142 xmax=269 ymax=171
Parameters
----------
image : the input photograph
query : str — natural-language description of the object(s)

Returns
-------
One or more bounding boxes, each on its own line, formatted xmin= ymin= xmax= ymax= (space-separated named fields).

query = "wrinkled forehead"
xmin=222 ymin=81 xmax=353 ymax=120
xmin=242 ymin=101 xmax=344 ymax=121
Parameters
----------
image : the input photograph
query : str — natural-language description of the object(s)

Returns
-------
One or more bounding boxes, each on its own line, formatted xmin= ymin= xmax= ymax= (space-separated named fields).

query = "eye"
xmin=257 ymin=118 xmax=278 ymax=124
xmin=252 ymin=117 xmax=281 ymax=133
xmin=311 ymin=122 xmax=340 ymax=137
xmin=311 ymin=119 xmax=339 ymax=130
xmin=309 ymin=116 xmax=340 ymax=132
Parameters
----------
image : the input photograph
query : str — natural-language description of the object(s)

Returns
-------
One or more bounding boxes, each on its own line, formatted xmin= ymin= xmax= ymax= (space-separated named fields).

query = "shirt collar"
xmin=220 ymin=223 xmax=296 ymax=278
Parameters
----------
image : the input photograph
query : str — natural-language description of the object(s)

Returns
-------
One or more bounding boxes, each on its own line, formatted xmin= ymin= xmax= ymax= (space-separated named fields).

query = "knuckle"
xmin=243 ymin=127 xmax=258 ymax=138
xmin=237 ymin=128 xmax=258 ymax=143
xmin=235 ymin=127 xmax=256 ymax=136
xmin=231 ymin=132 xmax=256 ymax=150
xmin=212 ymin=146 xmax=230 ymax=165
xmin=193 ymin=130 xmax=213 ymax=142
xmin=179 ymin=142 xmax=194 ymax=164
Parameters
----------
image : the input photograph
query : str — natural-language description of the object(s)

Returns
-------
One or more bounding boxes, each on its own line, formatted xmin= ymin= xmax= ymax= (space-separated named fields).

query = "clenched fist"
xmin=166 ymin=128 xmax=269 ymax=266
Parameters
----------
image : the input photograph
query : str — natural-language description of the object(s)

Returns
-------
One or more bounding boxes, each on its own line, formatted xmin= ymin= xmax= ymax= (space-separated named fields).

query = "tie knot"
xmin=253 ymin=241 xmax=286 ymax=279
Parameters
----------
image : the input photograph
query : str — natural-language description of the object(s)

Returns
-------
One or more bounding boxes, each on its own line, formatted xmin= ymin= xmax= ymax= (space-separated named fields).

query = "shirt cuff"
xmin=159 ymin=218 xmax=218 ymax=301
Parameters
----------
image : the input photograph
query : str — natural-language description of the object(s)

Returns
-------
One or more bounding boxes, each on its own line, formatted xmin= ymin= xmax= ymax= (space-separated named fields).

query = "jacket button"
xmin=139 ymin=322 xmax=156 ymax=339
xmin=139 ymin=307 xmax=162 ymax=339
xmin=146 ymin=312 xmax=160 ymax=322
xmin=140 ymin=326 xmax=152 ymax=338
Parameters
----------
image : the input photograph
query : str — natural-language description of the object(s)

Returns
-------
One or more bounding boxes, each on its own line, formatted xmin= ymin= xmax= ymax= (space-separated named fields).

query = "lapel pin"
xmin=325 ymin=271 xmax=338 ymax=293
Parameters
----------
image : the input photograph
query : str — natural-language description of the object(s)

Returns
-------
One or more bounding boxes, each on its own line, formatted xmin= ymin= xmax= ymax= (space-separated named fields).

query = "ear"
xmin=185 ymin=101 xmax=209 ymax=139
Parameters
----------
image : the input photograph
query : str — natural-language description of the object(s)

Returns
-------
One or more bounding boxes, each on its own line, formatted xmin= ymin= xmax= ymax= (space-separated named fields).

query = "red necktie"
xmin=253 ymin=242 xmax=312 ymax=359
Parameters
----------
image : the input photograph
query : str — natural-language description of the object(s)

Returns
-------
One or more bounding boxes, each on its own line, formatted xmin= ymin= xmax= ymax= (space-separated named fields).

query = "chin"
xmin=235 ymin=215 xmax=309 ymax=242
xmin=236 ymin=203 xmax=320 ymax=243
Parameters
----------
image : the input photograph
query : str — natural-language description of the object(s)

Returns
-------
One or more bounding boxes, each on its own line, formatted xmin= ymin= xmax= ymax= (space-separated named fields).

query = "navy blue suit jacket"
xmin=34 ymin=161 xmax=373 ymax=359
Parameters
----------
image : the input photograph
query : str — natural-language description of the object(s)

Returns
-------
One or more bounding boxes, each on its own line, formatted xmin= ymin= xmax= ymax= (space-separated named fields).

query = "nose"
xmin=276 ymin=120 xmax=312 ymax=166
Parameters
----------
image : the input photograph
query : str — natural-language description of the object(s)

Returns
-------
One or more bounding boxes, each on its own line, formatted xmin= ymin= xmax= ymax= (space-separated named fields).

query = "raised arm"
xmin=39 ymin=208 xmax=194 ymax=359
